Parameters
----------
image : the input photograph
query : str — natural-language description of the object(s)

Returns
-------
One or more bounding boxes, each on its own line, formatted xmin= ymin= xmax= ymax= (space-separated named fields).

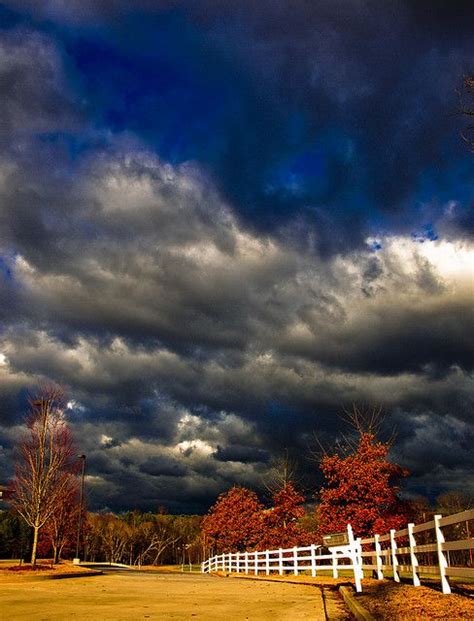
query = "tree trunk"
xmin=31 ymin=525 xmax=39 ymax=567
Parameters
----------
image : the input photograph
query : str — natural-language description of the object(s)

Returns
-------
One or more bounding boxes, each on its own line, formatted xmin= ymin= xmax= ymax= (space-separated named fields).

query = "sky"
xmin=0 ymin=0 xmax=473 ymax=514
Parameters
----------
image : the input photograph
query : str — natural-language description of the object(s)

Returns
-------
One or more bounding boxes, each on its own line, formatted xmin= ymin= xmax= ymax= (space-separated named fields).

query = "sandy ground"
xmin=0 ymin=572 xmax=335 ymax=620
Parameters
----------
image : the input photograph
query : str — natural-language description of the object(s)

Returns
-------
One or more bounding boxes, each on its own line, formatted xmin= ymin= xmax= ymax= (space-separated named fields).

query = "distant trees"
xmin=0 ymin=511 xmax=31 ymax=560
xmin=316 ymin=409 xmax=410 ymax=538
xmin=10 ymin=387 xmax=77 ymax=566
xmin=436 ymin=491 xmax=473 ymax=516
xmin=83 ymin=511 xmax=203 ymax=566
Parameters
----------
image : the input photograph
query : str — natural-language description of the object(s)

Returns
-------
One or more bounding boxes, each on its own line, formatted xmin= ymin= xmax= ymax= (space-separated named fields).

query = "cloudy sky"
xmin=0 ymin=1 xmax=473 ymax=513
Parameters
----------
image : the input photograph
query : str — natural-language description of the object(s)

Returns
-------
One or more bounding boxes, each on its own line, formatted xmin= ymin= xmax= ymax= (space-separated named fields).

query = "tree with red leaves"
xmin=202 ymin=487 xmax=263 ymax=553
xmin=260 ymin=482 xmax=306 ymax=549
xmin=316 ymin=411 xmax=409 ymax=538
xmin=11 ymin=387 xmax=77 ymax=566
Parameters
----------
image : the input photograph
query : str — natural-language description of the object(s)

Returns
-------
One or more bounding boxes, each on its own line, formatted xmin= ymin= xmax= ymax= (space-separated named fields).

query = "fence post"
xmin=434 ymin=514 xmax=451 ymax=594
xmin=390 ymin=530 xmax=399 ymax=582
xmin=310 ymin=544 xmax=317 ymax=578
xmin=292 ymin=546 xmax=298 ymax=576
xmin=374 ymin=534 xmax=383 ymax=580
xmin=254 ymin=551 xmax=258 ymax=575
xmin=245 ymin=551 xmax=249 ymax=574
xmin=347 ymin=524 xmax=362 ymax=593
xmin=279 ymin=548 xmax=283 ymax=575
xmin=408 ymin=523 xmax=420 ymax=587
xmin=228 ymin=552 xmax=232 ymax=573
xmin=265 ymin=550 xmax=270 ymax=575
xmin=331 ymin=550 xmax=338 ymax=579
xmin=357 ymin=538 xmax=364 ymax=582
xmin=236 ymin=552 xmax=240 ymax=573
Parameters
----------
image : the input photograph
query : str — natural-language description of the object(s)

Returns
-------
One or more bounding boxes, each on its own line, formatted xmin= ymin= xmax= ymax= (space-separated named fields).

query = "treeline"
xmin=1 ymin=490 xmax=470 ymax=564
xmin=84 ymin=512 xmax=203 ymax=565
xmin=0 ymin=509 xmax=203 ymax=566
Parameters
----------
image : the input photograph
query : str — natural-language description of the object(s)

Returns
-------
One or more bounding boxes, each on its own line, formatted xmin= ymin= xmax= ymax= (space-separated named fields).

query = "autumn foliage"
xmin=260 ymin=483 xmax=306 ymax=549
xmin=203 ymin=430 xmax=410 ymax=553
xmin=202 ymin=483 xmax=309 ymax=553
xmin=316 ymin=431 xmax=410 ymax=538
xmin=202 ymin=487 xmax=264 ymax=553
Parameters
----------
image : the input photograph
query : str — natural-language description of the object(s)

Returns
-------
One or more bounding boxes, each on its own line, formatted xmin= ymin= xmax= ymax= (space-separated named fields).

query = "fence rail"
xmin=202 ymin=508 xmax=474 ymax=594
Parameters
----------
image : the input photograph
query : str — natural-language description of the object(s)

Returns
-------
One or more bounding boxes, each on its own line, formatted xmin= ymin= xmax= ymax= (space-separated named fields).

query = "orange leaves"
xmin=202 ymin=483 xmax=308 ymax=553
xmin=202 ymin=487 xmax=264 ymax=553
xmin=260 ymin=482 xmax=306 ymax=549
xmin=317 ymin=431 xmax=410 ymax=538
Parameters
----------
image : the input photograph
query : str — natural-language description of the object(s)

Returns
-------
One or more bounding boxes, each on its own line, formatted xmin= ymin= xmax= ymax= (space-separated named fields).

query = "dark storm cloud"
xmin=139 ymin=456 xmax=187 ymax=478
xmin=0 ymin=134 xmax=472 ymax=508
xmin=281 ymin=291 xmax=474 ymax=375
xmin=391 ymin=409 xmax=474 ymax=498
xmin=214 ymin=445 xmax=270 ymax=464
xmin=3 ymin=0 xmax=473 ymax=248
xmin=0 ymin=4 xmax=472 ymax=511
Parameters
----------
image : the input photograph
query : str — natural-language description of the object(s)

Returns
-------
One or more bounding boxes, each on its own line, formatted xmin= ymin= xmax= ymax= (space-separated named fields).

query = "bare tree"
xmin=134 ymin=518 xmax=180 ymax=566
xmin=263 ymin=448 xmax=299 ymax=495
xmin=42 ymin=474 xmax=81 ymax=563
xmin=309 ymin=404 xmax=391 ymax=462
xmin=11 ymin=386 xmax=76 ymax=566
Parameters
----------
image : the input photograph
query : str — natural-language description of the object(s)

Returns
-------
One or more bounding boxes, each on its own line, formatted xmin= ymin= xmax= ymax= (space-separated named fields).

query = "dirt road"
xmin=1 ymin=572 xmax=341 ymax=620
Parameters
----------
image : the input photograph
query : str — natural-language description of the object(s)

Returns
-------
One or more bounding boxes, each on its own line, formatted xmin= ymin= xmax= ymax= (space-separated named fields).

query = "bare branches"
xmin=11 ymin=386 xmax=77 ymax=566
xmin=263 ymin=448 xmax=300 ymax=495
xmin=341 ymin=403 xmax=384 ymax=436
xmin=84 ymin=513 xmax=199 ymax=566
xmin=309 ymin=404 xmax=396 ymax=465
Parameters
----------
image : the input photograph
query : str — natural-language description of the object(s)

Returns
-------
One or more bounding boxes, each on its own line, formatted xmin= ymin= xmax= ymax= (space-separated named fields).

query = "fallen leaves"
xmin=357 ymin=579 xmax=474 ymax=620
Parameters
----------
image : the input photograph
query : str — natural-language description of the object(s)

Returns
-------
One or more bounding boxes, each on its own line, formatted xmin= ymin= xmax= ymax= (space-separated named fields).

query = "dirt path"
xmin=1 ymin=572 xmax=332 ymax=620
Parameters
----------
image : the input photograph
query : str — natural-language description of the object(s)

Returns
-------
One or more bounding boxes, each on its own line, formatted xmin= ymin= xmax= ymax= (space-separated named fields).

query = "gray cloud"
xmin=0 ymin=29 xmax=79 ymax=138
xmin=214 ymin=445 xmax=270 ymax=464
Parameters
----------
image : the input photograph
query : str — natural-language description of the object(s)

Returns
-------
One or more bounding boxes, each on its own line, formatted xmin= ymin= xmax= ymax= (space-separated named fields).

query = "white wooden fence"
xmin=201 ymin=508 xmax=474 ymax=594
xmin=202 ymin=523 xmax=364 ymax=592
xmin=358 ymin=508 xmax=474 ymax=594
